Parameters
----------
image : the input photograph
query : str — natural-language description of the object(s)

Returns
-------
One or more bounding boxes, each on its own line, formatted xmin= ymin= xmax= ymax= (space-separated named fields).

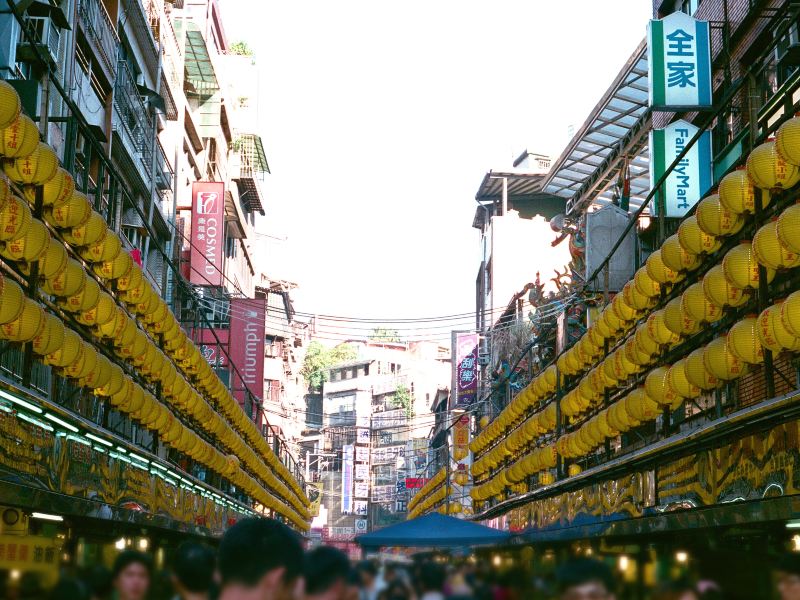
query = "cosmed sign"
xmin=452 ymin=332 xmax=479 ymax=409
xmin=190 ymin=182 xmax=225 ymax=286
xmin=649 ymin=119 xmax=712 ymax=217
xmin=648 ymin=11 xmax=712 ymax=109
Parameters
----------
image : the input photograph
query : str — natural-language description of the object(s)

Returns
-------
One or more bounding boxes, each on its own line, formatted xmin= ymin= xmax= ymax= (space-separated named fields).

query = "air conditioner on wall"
xmin=0 ymin=507 xmax=29 ymax=536
xmin=17 ymin=16 xmax=61 ymax=68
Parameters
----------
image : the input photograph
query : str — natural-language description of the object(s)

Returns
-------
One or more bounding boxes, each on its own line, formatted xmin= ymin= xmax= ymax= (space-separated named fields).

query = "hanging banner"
xmin=451 ymin=332 xmax=479 ymax=409
xmin=197 ymin=327 xmax=229 ymax=368
xmin=453 ymin=415 xmax=470 ymax=458
xmin=229 ymin=298 xmax=266 ymax=407
xmin=189 ymin=182 xmax=225 ymax=286
xmin=341 ymin=445 xmax=354 ymax=514
xmin=307 ymin=482 xmax=323 ymax=517
xmin=649 ymin=119 xmax=713 ymax=217
xmin=648 ymin=11 xmax=712 ymax=109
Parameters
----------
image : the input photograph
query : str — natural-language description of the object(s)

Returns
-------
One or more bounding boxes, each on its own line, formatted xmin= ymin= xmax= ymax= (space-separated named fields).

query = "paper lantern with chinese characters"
xmin=661 ymin=234 xmax=700 ymax=272
xmin=0 ymin=297 xmax=45 ymax=342
xmin=0 ymin=114 xmax=38 ymax=158
xmin=664 ymin=296 xmax=699 ymax=336
xmin=723 ymin=241 xmax=776 ymax=289
xmin=0 ymin=194 xmax=31 ymax=241
xmin=94 ymin=249 xmax=133 ymax=280
xmin=65 ymin=341 xmax=99 ymax=380
xmin=646 ymin=309 xmax=680 ymax=345
xmin=613 ymin=347 xmax=640 ymax=379
xmin=777 ymin=202 xmax=800 ymax=255
xmin=3 ymin=142 xmax=58 ymax=185
xmin=43 ymin=328 xmax=81 ymax=367
xmin=31 ymin=313 xmax=65 ymax=356
xmin=685 ymin=346 xmax=718 ymax=390
xmin=695 ymin=194 xmax=744 ymax=237
xmin=747 ymin=140 xmax=800 ymax=190
xmin=681 ymin=282 xmax=723 ymax=324
xmin=782 ymin=291 xmax=800 ymax=338
xmin=719 ymin=168 xmax=770 ymax=214
xmin=702 ymin=264 xmax=749 ymax=308
xmin=776 ymin=114 xmax=800 ymax=167
xmin=704 ymin=335 xmax=748 ymax=380
xmin=645 ymin=366 xmax=682 ymax=406
xmin=623 ymin=280 xmax=655 ymax=311
xmin=668 ymin=358 xmax=701 ymax=399
xmin=45 ymin=191 xmax=92 ymax=229
xmin=62 ymin=274 xmax=99 ymax=313
xmin=646 ymin=249 xmax=680 ymax=284
xmin=23 ymin=168 xmax=75 ymax=208
xmin=0 ymin=80 xmax=21 ymax=129
xmin=62 ymin=211 xmax=106 ymax=247
xmin=727 ymin=317 xmax=763 ymax=364
xmin=753 ymin=220 xmax=800 ymax=270
xmin=77 ymin=291 xmax=116 ymax=327
xmin=80 ymin=230 xmax=121 ymax=263
xmin=0 ymin=217 xmax=48 ymax=262
xmin=634 ymin=267 xmax=660 ymax=298
xmin=96 ymin=363 xmax=125 ymax=397
xmin=612 ymin=291 xmax=638 ymax=322
xmin=0 ymin=274 xmax=24 ymax=324
xmin=757 ymin=302 xmax=800 ymax=353
xmin=27 ymin=236 xmax=68 ymax=280
xmin=83 ymin=354 xmax=113 ymax=390
xmin=625 ymin=387 xmax=660 ymax=423
xmin=633 ymin=323 xmax=660 ymax=358
xmin=42 ymin=258 xmax=86 ymax=298
xmin=678 ymin=215 xmax=721 ymax=255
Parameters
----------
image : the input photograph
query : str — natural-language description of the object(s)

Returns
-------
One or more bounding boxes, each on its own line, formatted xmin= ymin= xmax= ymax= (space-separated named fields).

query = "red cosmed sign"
xmin=452 ymin=332 xmax=479 ymax=409
xmin=190 ymin=182 xmax=225 ymax=286
xmin=229 ymin=298 xmax=265 ymax=407
xmin=405 ymin=478 xmax=428 ymax=489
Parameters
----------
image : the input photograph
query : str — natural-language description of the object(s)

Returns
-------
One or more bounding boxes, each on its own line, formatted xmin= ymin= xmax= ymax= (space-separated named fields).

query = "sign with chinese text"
xmin=405 ymin=477 xmax=428 ymax=489
xmin=452 ymin=332 xmax=479 ymax=409
xmin=354 ymin=463 xmax=370 ymax=480
xmin=355 ymin=447 xmax=370 ymax=462
xmin=453 ymin=415 xmax=470 ymax=456
xmin=341 ymin=445 xmax=354 ymax=514
xmin=355 ymin=518 xmax=368 ymax=533
xmin=307 ymin=482 xmax=323 ymax=517
xmin=189 ymin=182 xmax=225 ymax=286
xmin=354 ymin=481 xmax=369 ymax=499
xmin=229 ymin=298 xmax=266 ymax=407
xmin=649 ymin=119 xmax=712 ymax=217
xmin=356 ymin=427 xmax=370 ymax=444
xmin=648 ymin=11 xmax=712 ymax=109
xmin=354 ymin=500 xmax=368 ymax=515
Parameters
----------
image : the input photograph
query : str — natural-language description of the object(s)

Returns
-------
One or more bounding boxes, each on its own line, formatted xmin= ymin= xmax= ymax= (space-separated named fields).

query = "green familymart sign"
xmin=648 ymin=11 xmax=712 ymax=109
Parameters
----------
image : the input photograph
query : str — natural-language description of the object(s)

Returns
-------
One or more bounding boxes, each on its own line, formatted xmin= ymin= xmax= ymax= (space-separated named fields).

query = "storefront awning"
xmin=181 ymin=21 xmax=219 ymax=97
xmin=542 ymin=40 xmax=652 ymax=216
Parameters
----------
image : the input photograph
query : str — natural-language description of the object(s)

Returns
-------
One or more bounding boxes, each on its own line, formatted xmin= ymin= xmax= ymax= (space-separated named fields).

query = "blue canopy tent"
xmin=355 ymin=513 xmax=511 ymax=549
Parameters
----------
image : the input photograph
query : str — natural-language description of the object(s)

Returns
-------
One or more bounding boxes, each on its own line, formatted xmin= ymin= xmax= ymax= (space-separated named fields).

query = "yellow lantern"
xmin=44 ymin=328 xmax=81 ymax=367
xmin=678 ymin=215 xmax=721 ymax=255
xmin=723 ymin=241 xmax=776 ymax=289
xmin=702 ymin=264 xmax=749 ymax=309
xmin=42 ymin=258 xmax=86 ymax=297
xmin=703 ymin=335 xmax=748 ymax=381
xmin=646 ymin=309 xmax=679 ymax=345
xmin=0 ymin=217 xmax=49 ymax=262
xmin=97 ymin=363 xmax=125 ymax=397
xmin=695 ymin=194 xmax=744 ymax=237
xmin=64 ymin=341 xmax=98 ymax=380
xmin=776 ymin=115 xmax=800 ymax=165
xmin=45 ymin=191 xmax=92 ymax=229
xmin=0 ymin=114 xmax=39 ymax=158
xmin=625 ymin=387 xmax=660 ymax=423
xmin=646 ymin=249 xmax=680 ymax=284
xmin=757 ymin=302 xmax=800 ymax=353
xmin=31 ymin=313 xmax=65 ymax=356
xmin=600 ymin=303 xmax=624 ymax=334
xmin=663 ymin=296 xmax=696 ymax=336
xmin=781 ymin=291 xmax=800 ymax=338
xmin=634 ymin=267 xmax=660 ymax=298
xmin=613 ymin=347 xmax=639 ymax=379
xmin=685 ymin=346 xmax=718 ymax=390
xmin=0 ymin=194 xmax=32 ymax=241
xmin=116 ymin=262 xmax=143 ymax=292
xmin=0 ymin=297 xmax=45 ymax=342
xmin=719 ymin=167 xmax=771 ymax=215
xmin=633 ymin=323 xmax=660 ymax=357
xmin=668 ymin=358 xmax=701 ymax=399
xmin=0 ymin=274 xmax=24 ymax=324
xmin=3 ymin=142 xmax=58 ymax=185
xmin=612 ymin=291 xmax=638 ymax=322
xmin=83 ymin=354 xmax=113 ymax=390
xmin=777 ymin=202 xmax=800 ymax=254
xmin=25 ymin=236 xmax=68 ymax=280
xmin=624 ymin=336 xmax=651 ymax=366
xmin=727 ymin=317 xmax=763 ymax=363
xmin=77 ymin=291 xmax=116 ymax=327
xmin=80 ymin=230 xmax=121 ymax=263
xmin=645 ymin=366 xmax=682 ymax=406
xmin=94 ymin=249 xmax=133 ymax=280
xmin=747 ymin=140 xmax=800 ymax=190
xmin=97 ymin=306 xmax=127 ymax=340
xmin=681 ymin=282 xmax=722 ymax=324
xmin=623 ymin=280 xmax=655 ymax=311
xmin=63 ymin=211 xmax=107 ymax=248
xmin=753 ymin=220 xmax=800 ymax=270
xmin=0 ymin=79 xmax=21 ymax=129
xmin=63 ymin=274 xmax=100 ymax=313
xmin=23 ymin=168 xmax=75 ymax=208
xmin=661 ymin=234 xmax=700 ymax=272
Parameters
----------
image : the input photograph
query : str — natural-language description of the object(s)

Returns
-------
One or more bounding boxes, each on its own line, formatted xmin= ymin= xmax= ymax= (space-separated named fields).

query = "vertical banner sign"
xmin=452 ymin=415 xmax=470 ymax=460
xmin=190 ymin=182 xmax=225 ymax=286
xmin=648 ymin=11 xmax=712 ymax=109
xmin=229 ymin=298 xmax=266 ymax=407
xmin=451 ymin=332 xmax=479 ymax=409
xmin=649 ymin=119 xmax=713 ymax=217
xmin=341 ymin=445 xmax=354 ymax=514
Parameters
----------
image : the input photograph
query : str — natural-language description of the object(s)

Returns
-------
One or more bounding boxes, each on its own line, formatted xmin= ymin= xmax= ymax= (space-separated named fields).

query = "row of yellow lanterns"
xmin=407 ymin=482 xmax=447 ymax=520
xmin=406 ymin=466 xmax=446 ymax=514
xmin=466 ymin=114 xmax=800 ymax=501
xmin=0 ymin=81 xmax=310 ymax=526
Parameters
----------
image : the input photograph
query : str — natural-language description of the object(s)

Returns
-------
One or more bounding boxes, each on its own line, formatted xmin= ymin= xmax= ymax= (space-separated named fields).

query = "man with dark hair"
xmin=218 ymin=517 xmax=304 ymax=600
xmin=112 ymin=550 xmax=152 ymax=600
xmin=355 ymin=561 xmax=384 ymax=600
xmin=555 ymin=558 xmax=616 ymax=600
xmin=418 ymin=563 xmax=445 ymax=600
xmin=303 ymin=546 xmax=355 ymax=600
xmin=171 ymin=542 xmax=217 ymax=600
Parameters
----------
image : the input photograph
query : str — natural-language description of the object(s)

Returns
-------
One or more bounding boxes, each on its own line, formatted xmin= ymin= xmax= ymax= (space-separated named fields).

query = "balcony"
xmin=230 ymin=134 xmax=268 ymax=216
xmin=113 ymin=60 xmax=155 ymax=186
xmin=77 ymin=0 xmax=119 ymax=86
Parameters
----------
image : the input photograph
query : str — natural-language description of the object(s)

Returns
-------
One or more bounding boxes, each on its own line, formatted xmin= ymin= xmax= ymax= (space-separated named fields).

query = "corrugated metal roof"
xmin=541 ymin=40 xmax=652 ymax=216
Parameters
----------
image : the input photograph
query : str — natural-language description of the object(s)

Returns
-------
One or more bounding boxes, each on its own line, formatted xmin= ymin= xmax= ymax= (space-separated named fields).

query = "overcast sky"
xmin=223 ymin=0 xmax=652 ymax=333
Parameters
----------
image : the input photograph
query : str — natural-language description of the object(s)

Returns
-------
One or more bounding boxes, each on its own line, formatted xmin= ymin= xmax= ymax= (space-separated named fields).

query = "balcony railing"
xmin=113 ymin=60 xmax=154 ymax=181
xmin=77 ymin=0 xmax=119 ymax=82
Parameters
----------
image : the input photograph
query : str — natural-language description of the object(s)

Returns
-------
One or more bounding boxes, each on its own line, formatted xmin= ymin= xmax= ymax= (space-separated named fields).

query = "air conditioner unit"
xmin=17 ymin=16 xmax=60 ymax=68
xmin=0 ymin=507 xmax=29 ymax=536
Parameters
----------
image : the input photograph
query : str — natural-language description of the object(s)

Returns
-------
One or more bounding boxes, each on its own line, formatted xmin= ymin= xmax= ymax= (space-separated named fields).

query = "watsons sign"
xmin=649 ymin=119 xmax=712 ymax=217
xmin=648 ymin=11 xmax=712 ymax=109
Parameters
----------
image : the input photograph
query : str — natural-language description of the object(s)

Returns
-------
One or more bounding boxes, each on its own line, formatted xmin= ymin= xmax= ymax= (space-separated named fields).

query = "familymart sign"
xmin=648 ymin=11 xmax=712 ymax=109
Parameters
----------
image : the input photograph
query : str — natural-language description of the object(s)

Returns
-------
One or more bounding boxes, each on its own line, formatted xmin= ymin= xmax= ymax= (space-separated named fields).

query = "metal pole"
xmin=501 ymin=177 xmax=508 ymax=216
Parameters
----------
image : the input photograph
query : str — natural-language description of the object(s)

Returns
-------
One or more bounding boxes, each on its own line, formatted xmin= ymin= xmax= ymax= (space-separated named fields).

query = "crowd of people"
xmin=15 ymin=517 xmax=800 ymax=600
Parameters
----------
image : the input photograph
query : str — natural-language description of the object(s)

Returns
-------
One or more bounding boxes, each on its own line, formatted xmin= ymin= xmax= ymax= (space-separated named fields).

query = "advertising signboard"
xmin=190 ymin=182 xmax=225 ymax=286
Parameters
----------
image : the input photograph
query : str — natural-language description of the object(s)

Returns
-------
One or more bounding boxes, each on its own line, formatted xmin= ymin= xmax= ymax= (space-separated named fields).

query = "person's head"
xmin=381 ymin=580 xmax=410 ymax=600
xmin=555 ymin=558 xmax=616 ymax=600
xmin=303 ymin=546 xmax=351 ymax=600
xmin=777 ymin=554 xmax=800 ymax=600
xmin=419 ymin=563 xmax=445 ymax=593
xmin=112 ymin=550 xmax=152 ymax=600
xmin=172 ymin=542 xmax=216 ymax=597
xmin=83 ymin=565 xmax=112 ymax=600
xmin=356 ymin=561 xmax=377 ymax=589
xmin=383 ymin=565 xmax=397 ymax=584
xmin=218 ymin=517 xmax=304 ymax=600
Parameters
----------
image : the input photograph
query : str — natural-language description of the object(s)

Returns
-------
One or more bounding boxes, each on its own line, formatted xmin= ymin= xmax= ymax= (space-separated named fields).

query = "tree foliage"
xmin=394 ymin=384 xmax=414 ymax=418
xmin=229 ymin=41 xmax=254 ymax=56
xmin=300 ymin=341 xmax=357 ymax=391
xmin=370 ymin=327 xmax=402 ymax=343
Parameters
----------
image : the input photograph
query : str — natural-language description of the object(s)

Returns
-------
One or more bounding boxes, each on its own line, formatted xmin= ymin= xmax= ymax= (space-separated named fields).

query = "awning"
xmin=180 ymin=20 xmax=219 ymax=97
xmin=541 ymin=40 xmax=651 ymax=216
xmin=233 ymin=134 xmax=269 ymax=215
xmin=473 ymin=170 xmax=566 ymax=228
xmin=355 ymin=512 xmax=510 ymax=548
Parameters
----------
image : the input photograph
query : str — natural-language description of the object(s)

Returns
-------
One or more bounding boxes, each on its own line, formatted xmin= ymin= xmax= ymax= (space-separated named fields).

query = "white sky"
xmin=223 ymin=0 xmax=652 ymax=326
